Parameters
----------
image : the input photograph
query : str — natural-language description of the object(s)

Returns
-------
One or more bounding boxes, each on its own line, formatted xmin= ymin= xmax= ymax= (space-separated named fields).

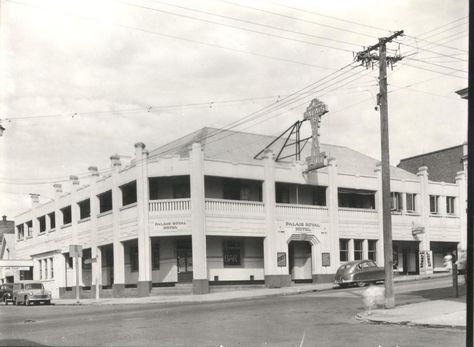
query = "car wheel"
xmin=4 ymin=298 xmax=7 ymax=306
xmin=339 ymin=283 xmax=348 ymax=288
xmin=14 ymin=298 xmax=18 ymax=306
xmin=25 ymin=297 xmax=30 ymax=306
xmin=45 ymin=300 xmax=51 ymax=305
xmin=356 ymin=281 xmax=367 ymax=287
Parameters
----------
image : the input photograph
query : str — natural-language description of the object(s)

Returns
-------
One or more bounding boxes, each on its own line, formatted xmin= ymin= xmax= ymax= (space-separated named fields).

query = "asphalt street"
xmin=0 ymin=277 xmax=465 ymax=347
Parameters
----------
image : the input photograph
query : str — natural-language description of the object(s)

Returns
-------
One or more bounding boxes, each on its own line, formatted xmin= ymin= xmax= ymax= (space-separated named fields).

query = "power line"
xmin=401 ymin=62 xmax=467 ymax=80
xmin=5 ymin=0 xmax=337 ymax=71
xmin=406 ymin=57 xmax=468 ymax=74
xmin=216 ymin=0 xmax=378 ymax=39
xmin=117 ymin=1 xmax=355 ymax=52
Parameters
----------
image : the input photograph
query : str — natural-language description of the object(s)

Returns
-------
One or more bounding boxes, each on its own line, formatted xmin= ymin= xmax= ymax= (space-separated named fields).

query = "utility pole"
xmin=354 ymin=30 xmax=404 ymax=309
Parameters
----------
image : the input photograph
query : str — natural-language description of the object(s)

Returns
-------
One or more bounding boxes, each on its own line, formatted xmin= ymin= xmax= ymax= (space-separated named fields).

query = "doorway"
xmin=176 ymin=239 xmax=193 ymax=283
xmin=288 ymin=241 xmax=312 ymax=283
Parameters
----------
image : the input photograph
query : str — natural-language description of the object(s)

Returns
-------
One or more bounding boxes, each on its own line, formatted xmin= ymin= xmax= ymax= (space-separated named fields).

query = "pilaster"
xmin=263 ymin=149 xmax=290 ymax=288
xmin=374 ymin=163 xmax=384 ymax=266
xmin=417 ymin=166 xmax=430 ymax=251
xmin=327 ymin=157 xmax=340 ymax=272
xmin=135 ymin=142 xmax=152 ymax=296
xmin=111 ymin=155 xmax=125 ymax=295
xmin=348 ymin=239 xmax=355 ymax=261
xmin=88 ymin=166 xmax=101 ymax=290
xmin=53 ymin=184 xmax=62 ymax=234
xmin=190 ymin=142 xmax=209 ymax=294
xmin=456 ymin=171 xmax=467 ymax=250
xmin=362 ymin=239 xmax=369 ymax=260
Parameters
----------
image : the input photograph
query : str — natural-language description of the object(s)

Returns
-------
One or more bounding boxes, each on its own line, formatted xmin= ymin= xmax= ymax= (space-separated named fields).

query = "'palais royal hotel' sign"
xmin=277 ymin=221 xmax=327 ymax=234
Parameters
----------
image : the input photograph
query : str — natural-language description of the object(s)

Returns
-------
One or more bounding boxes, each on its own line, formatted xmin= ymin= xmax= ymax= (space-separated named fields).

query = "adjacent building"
xmin=8 ymin=126 xmax=466 ymax=298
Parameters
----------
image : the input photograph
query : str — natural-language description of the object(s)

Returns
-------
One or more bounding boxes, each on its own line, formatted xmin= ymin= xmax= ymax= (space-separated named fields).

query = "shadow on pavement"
xmin=402 ymin=284 xmax=466 ymax=302
xmin=0 ymin=339 xmax=46 ymax=346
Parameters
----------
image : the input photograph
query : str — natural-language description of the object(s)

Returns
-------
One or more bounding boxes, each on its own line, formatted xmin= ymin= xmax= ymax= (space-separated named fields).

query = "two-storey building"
xmin=11 ymin=127 xmax=466 ymax=298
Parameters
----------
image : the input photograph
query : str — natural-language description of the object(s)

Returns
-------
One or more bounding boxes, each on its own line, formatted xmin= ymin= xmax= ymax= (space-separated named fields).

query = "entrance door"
xmin=289 ymin=241 xmax=312 ymax=282
xmin=177 ymin=239 xmax=193 ymax=283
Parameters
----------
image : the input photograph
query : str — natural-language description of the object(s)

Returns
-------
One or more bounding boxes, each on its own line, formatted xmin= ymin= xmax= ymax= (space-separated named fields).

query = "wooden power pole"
xmin=354 ymin=30 xmax=404 ymax=309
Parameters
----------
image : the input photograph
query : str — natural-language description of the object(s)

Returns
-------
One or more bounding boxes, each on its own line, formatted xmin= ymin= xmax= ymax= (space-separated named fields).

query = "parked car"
xmin=12 ymin=281 xmax=52 ymax=306
xmin=335 ymin=260 xmax=385 ymax=287
xmin=0 ymin=283 xmax=13 ymax=305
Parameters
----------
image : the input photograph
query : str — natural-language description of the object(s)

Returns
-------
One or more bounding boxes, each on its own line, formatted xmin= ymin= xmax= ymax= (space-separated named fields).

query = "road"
xmin=0 ymin=277 xmax=465 ymax=347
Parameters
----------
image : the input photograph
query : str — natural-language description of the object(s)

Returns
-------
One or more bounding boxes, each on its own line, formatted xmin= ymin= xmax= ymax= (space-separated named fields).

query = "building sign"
xmin=321 ymin=253 xmax=331 ymax=267
xmin=411 ymin=222 xmax=424 ymax=238
xmin=154 ymin=220 xmax=187 ymax=232
xmin=419 ymin=251 xmax=433 ymax=275
xmin=278 ymin=221 xmax=325 ymax=234
xmin=277 ymin=252 xmax=287 ymax=267
xmin=304 ymin=98 xmax=328 ymax=171
xmin=2 ymin=266 xmax=31 ymax=271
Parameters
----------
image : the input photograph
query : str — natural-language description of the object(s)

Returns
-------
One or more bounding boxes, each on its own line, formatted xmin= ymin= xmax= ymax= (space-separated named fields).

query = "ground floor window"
xmin=368 ymin=240 xmax=377 ymax=261
xmin=152 ymin=243 xmax=160 ymax=270
xmin=223 ymin=240 xmax=241 ymax=266
xmin=339 ymin=239 xmax=349 ymax=262
xmin=354 ymin=240 xmax=363 ymax=260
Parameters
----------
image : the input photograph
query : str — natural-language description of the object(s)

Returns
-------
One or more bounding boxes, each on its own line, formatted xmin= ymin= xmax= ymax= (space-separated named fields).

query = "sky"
xmin=0 ymin=0 xmax=468 ymax=218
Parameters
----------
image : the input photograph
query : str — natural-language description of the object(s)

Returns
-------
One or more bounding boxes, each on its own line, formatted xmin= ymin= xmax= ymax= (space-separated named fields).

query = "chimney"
xmin=2 ymin=215 xmax=6 ymax=222
xmin=110 ymin=154 xmax=122 ymax=169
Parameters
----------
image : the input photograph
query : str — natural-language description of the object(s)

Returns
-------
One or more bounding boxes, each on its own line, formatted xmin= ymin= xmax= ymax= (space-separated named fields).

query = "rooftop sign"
xmin=304 ymin=98 xmax=328 ymax=171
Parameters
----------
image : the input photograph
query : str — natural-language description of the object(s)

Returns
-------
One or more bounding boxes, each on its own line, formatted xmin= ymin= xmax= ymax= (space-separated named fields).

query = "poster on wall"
xmin=322 ymin=252 xmax=330 ymax=267
xmin=277 ymin=252 xmax=286 ymax=267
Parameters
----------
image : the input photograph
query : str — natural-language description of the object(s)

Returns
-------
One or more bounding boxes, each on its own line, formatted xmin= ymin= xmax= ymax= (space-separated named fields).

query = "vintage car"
xmin=0 ymin=283 xmax=13 ymax=305
xmin=335 ymin=260 xmax=385 ymax=287
xmin=12 ymin=281 xmax=52 ymax=306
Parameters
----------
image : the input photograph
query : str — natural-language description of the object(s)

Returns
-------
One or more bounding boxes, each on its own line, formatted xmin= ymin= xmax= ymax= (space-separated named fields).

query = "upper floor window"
xmin=276 ymin=185 xmax=290 ymax=204
xmin=38 ymin=216 xmax=46 ymax=233
xmin=338 ymin=188 xmax=375 ymax=209
xmin=406 ymin=193 xmax=416 ymax=213
xmin=121 ymin=181 xmax=137 ymax=206
xmin=429 ymin=195 xmax=439 ymax=214
xmin=17 ymin=224 xmax=24 ymax=240
xmin=61 ymin=206 xmax=72 ymax=225
xmin=48 ymin=212 xmax=55 ymax=230
xmin=149 ymin=176 xmax=190 ymax=200
xmin=339 ymin=239 xmax=349 ymax=262
xmin=312 ymin=187 xmax=327 ymax=206
xmin=446 ymin=196 xmax=456 ymax=215
xmin=78 ymin=199 xmax=91 ymax=220
xmin=98 ymin=190 xmax=112 ymax=213
xmin=172 ymin=183 xmax=189 ymax=199
xmin=26 ymin=220 xmax=33 ymax=237
xmin=390 ymin=192 xmax=403 ymax=212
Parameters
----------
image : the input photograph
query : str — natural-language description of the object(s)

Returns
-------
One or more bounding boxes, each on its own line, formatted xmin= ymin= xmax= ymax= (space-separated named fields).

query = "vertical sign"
xmin=322 ymin=253 xmax=331 ymax=267
xmin=277 ymin=252 xmax=287 ymax=267
xmin=69 ymin=245 xmax=83 ymax=304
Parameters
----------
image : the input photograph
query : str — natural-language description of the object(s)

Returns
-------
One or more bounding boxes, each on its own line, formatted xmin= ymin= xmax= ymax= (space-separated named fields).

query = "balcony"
xmin=205 ymin=199 xmax=264 ymax=217
xmin=276 ymin=203 xmax=328 ymax=220
xmin=338 ymin=207 xmax=378 ymax=223
xmin=149 ymin=199 xmax=190 ymax=214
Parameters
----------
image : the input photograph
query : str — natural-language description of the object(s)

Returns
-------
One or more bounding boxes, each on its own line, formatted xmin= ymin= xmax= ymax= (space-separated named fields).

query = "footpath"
xmin=54 ymin=273 xmax=465 ymax=329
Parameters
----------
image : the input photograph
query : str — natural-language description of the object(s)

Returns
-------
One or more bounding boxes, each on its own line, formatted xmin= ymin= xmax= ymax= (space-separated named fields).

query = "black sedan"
xmin=334 ymin=260 xmax=385 ymax=287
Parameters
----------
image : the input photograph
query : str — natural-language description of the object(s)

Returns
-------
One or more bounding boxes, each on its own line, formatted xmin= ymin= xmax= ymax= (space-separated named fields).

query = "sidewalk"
xmin=52 ymin=272 xmax=452 ymax=306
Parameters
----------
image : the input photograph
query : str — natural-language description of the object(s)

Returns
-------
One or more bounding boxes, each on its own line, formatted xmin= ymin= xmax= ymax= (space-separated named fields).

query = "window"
xmin=406 ymin=193 xmax=416 ymax=213
xmin=82 ymin=248 xmax=92 ymax=270
xmin=173 ymin=183 xmax=190 ymax=199
xmin=17 ymin=224 xmax=24 ymax=240
xmin=429 ymin=195 xmax=439 ymax=214
xmin=38 ymin=216 xmax=46 ymax=233
xmin=26 ymin=221 xmax=33 ymax=237
xmin=223 ymin=240 xmax=241 ymax=266
xmin=276 ymin=185 xmax=290 ymax=204
xmin=130 ymin=246 xmax=138 ymax=272
xmin=121 ymin=181 xmax=137 ymax=206
xmin=446 ymin=196 xmax=455 ymax=215
xmin=152 ymin=242 xmax=160 ymax=270
xmin=78 ymin=199 xmax=91 ymax=220
xmin=61 ymin=206 xmax=72 ymax=225
xmin=98 ymin=190 xmax=112 ymax=213
xmin=50 ymin=258 xmax=54 ymax=279
xmin=354 ymin=240 xmax=363 ymax=260
xmin=338 ymin=189 xmax=375 ymax=209
xmin=390 ymin=192 xmax=403 ymax=212
xmin=312 ymin=186 xmax=327 ymax=206
xmin=339 ymin=239 xmax=349 ymax=262
xmin=223 ymin=180 xmax=240 ymax=200
xmin=48 ymin=212 xmax=56 ymax=230
xmin=368 ymin=240 xmax=377 ymax=261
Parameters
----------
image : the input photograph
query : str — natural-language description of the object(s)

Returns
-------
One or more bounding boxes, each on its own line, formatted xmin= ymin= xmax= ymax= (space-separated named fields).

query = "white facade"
xmin=11 ymin=128 xmax=466 ymax=298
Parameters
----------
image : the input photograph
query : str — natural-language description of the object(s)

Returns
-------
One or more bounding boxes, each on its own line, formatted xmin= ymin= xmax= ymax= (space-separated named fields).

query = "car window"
xmin=357 ymin=264 xmax=362 ymax=270
xmin=25 ymin=283 xmax=43 ymax=290
xmin=367 ymin=261 xmax=377 ymax=267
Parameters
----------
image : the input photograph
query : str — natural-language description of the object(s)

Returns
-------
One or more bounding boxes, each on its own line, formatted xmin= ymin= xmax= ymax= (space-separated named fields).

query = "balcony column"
xmin=88 ymin=166 xmax=101 ymax=296
xmin=53 ymin=184 xmax=62 ymax=232
xmin=135 ymin=143 xmax=152 ymax=296
xmin=348 ymin=239 xmax=355 ymax=261
xmin=401 ymin=192 xmax=407 ymax=214
xmin=374 ymin=163 xmax=384 ymax=266
xmin=190 ymin=142 xmax=209 ymax=294
xmin=55 ymin=253 xmax=67 ymax=298
xmin=417 ymin=166 xmax=430 ymax=251
xmin=263 ymin=149 xmax=290 ymax=288
xmin=326 ymin=157 xmax=340 ymax=274
xmin=456 ymin=171 xmax=467 ymax=250
xmin=30 ymin=194 xmax=40 ymax=237
xmin=362 ymin=239 xmax=369 ymax=260
xmin=111 ymin=155 xmax=125 ymax=297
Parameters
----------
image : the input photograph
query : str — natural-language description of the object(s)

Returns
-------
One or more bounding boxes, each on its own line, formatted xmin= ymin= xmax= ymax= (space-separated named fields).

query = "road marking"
xmin=298 ymin=331 xmax=305 ymax=347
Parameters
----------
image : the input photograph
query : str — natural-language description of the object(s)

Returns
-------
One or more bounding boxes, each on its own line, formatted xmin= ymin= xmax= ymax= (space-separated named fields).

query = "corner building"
xmin=13 ymin=128 xmax=465 ymax=298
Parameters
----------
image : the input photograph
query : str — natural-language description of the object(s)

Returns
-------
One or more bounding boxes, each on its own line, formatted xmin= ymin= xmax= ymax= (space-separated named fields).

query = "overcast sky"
xmin=0 ymin=0 xmax=468 ymax=218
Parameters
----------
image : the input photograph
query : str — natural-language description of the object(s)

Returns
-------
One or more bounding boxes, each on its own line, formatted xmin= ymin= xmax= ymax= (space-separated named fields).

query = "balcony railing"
xmin=149 ymin=199 xmax=190 ymax=213
xmin=338 ymin=207 xmax=378 ymax=222
xmin=276 ymin=203 xmax=328 ymax=218
xmin=205 ymin=198 xmax=264 ymax=215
